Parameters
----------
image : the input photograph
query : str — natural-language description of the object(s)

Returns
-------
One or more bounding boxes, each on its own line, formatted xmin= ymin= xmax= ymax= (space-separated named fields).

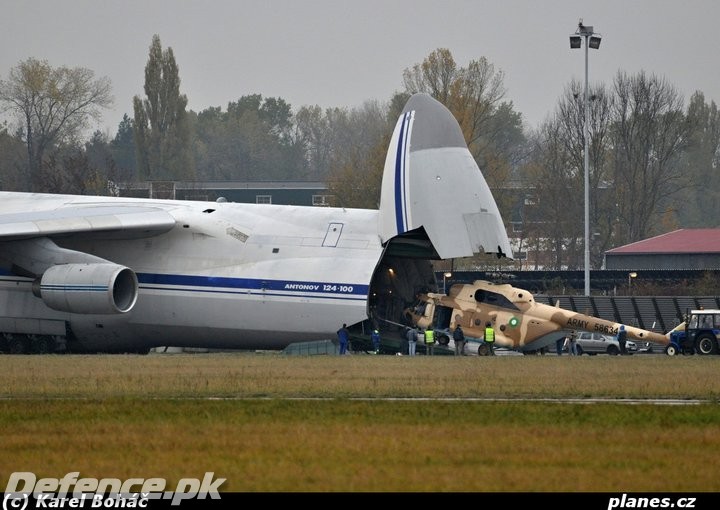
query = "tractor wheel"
xmin=695 ymin=334 xmax=718 ymax=355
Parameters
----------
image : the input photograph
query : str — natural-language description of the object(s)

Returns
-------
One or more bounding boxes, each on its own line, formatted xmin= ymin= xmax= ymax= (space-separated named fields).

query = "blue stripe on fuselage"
xmin=393 ymin=111 xmax=412 ymax=234
xmin=137 ymin=273 xmax=368 ymax=299
xmin=0 ymin=270 xmax=369 ymax=301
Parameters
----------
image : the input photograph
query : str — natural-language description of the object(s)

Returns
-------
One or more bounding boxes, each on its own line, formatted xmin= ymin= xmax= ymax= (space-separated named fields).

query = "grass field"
xmin=1 ymin=353 xmax=719 ymax=492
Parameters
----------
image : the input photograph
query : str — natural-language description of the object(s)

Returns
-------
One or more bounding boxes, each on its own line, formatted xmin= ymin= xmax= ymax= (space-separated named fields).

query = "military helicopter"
xmin=405 ymin=280 xmax=669 ymax=355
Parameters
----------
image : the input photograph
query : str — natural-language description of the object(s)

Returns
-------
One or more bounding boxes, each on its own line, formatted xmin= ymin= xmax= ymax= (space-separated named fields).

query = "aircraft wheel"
xmin=606 ymin=345 xmax=619 ymax=356
xmin=52 ymin=336 xmax=67 ymax=353
xmin=664 ymin=344 xmax=678 ymax=356
xmin=477 ymin=343 xmax=490 ymax=356
xmin=695 ymin=334 xmax=718 ymax=355
xmin=8 ymin=335 xmax=30 ymax=354
xmin=31 ymin=335 xmax=53 ymax=354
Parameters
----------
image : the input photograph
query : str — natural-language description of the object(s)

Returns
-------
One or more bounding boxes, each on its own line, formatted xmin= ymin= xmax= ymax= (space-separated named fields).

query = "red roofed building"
xmin=604 ymin=229 xmax=720 ymax=270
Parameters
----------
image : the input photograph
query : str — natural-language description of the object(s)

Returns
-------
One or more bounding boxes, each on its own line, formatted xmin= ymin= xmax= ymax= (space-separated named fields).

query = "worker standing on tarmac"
xmin=406 ymin=327 xmax=417 ymax=356
xmin=424 ymin=327 xmax=435 ymax=356
xmin=453 ymin=323 xmax=466 ymax=356
xmin=484 ymin=322 xmax=495 ymax=355
xmin=337 ymin=323 xmax=350 ymax=355
xmin=617 ymin=325 xmax=628 ymax=355
xmin=416 ymin=327 xmax=425 ymax=354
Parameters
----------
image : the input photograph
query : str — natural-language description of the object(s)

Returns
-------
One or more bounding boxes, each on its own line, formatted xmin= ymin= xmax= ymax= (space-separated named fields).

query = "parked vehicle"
xmin=666 ymin=309 xmax=720 ymax=356
xmin=568 ymin=332 xmax=637 ymax=355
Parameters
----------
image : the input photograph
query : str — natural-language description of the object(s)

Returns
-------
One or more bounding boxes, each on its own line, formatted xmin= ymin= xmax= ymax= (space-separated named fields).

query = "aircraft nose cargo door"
xmin=377 ymin=93 xmax=512 ymax=261
xmin=322 ymin=223 xmax=343 ymax=247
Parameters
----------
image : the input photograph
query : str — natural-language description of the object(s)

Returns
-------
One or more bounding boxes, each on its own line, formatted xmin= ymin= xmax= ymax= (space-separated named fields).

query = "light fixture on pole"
xmin=570 ymin=19 xmax=601 ymax=296
xmin=443 ymin=272 xmax=452 ymax=294
xmin=628 ymin=272 xmax=637 ymax=295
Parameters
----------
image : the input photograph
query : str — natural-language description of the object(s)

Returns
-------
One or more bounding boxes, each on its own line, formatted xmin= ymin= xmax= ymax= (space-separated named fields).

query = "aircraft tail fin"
xmin=378 ymin=93 xmax=512 ymax=260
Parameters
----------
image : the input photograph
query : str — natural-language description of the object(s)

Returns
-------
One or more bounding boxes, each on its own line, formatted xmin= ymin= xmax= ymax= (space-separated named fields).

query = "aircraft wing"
xmin=378 ymin=93 xmax=512 ymax=260
xmin=0 ymin=197 xmax=176 ymax=241
xmin=0 ymin=194 xmax=176 ymax=278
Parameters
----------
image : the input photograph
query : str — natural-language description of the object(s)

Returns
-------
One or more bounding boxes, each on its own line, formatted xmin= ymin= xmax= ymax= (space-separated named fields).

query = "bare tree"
xmin=402 ymin=49 xmax=508 ymax=158
xmin=448 ymin=56 xmax=507 ymax=152
xmin=402 ymin=49 xmax=522 ymax=229
xmin=556 ymin=80 xmax=614 ymax=268
xmin=324 ymin=101 xmax=392 ymax=208
xmin=294 ymin=105 xmax=344 ymax=180
xmin=524 ymin=119 xmax=583 ymax=269
xmin=610 ymin=70 xmax=692 ymax=243
xmin=402 ymin=48 xmax=457 ymax=104
xmin=42 ymin=148 xmax=106 ymax=195
xmin=0 ymin=58 xmax=112 ymax=190
xmin=673 ymin=91 xmax=720 ymax=227
xmin=295 ymin=99 xmax=391 ymax=196
xmin=327 ymin=133 xmax=388 ymax=209
xmin=0 ymin=125 xmax=26 ymax=190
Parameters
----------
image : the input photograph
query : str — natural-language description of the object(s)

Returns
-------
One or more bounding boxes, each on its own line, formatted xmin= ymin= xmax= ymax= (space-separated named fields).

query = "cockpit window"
xmin=474 ymin=289 xmax=519 ymax=311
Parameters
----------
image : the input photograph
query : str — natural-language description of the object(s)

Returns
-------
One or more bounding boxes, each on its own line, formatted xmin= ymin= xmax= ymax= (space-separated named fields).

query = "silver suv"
xmin=572 ymin=332 xmax=637 ymax=355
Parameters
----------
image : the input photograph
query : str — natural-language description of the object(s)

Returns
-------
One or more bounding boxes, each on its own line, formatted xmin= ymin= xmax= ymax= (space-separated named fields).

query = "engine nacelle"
xmin=33 ymin=263 xmax=138 ymax=314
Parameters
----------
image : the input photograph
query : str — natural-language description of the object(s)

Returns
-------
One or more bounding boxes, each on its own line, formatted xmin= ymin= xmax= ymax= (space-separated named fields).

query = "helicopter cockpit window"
xmin=474 ymin=289 xmax=519 ymax=311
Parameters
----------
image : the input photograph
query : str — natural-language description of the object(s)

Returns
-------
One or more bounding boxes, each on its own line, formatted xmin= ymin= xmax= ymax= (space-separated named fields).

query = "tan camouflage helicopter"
xmin=404 ymin=280 xmax=669 ymax=355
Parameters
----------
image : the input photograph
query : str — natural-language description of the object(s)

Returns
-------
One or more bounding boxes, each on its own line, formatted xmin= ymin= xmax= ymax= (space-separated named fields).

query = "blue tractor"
xmin=665 ymin=309 xmax=720 ymax=356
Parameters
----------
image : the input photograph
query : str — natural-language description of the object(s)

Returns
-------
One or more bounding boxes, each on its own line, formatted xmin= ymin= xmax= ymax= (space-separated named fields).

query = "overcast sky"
xmin=3 ymin=0 xmax=720 ymax=136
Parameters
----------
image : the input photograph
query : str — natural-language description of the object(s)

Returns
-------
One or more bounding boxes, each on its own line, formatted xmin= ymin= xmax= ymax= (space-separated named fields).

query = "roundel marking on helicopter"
xmin=508 ymin=316 xmax=519 ymax=327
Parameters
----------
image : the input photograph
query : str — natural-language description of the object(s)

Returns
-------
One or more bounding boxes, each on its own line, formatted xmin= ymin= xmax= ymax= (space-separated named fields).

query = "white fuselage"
xmin=0 ymin=196 xmax=383 ymax=351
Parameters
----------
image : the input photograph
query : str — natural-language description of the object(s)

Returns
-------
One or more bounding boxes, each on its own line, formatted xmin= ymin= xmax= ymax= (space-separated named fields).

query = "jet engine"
xmin=32 ymin=263 xmax=139 ymax=314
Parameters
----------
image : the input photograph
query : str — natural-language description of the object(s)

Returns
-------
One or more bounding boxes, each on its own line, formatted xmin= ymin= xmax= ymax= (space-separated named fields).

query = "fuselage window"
xmin=474 ymin=289 xmax=519 ymax=311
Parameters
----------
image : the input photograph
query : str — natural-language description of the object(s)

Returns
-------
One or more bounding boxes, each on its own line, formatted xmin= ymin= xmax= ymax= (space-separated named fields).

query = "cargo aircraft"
xmin=0 ymin=93 xmax=512 ymax=353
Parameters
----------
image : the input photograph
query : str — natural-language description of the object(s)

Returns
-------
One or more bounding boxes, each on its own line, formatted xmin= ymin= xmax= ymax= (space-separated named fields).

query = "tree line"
xmin=0 ymin=37 xmax=718 ymax=272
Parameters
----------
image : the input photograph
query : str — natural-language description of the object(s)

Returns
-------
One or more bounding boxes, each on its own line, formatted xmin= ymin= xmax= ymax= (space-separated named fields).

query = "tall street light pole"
xmin=628 ymin=272 xmax=637 ymax=295
xmin=443 ymin=272 xmax=452 ymax=294
xmin=570 ymin=19 xmax=601 ymax=296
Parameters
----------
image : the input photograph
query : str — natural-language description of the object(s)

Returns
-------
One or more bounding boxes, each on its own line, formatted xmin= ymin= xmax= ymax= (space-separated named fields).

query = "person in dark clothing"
xmin=406 ymin=327 xmax=417 ymax=356
xmin=617 ymin=325 xmax=628 ymax=355
xmin=567 ymin=330 xmax=578 ymax=356
xmin=453 ymin=324 xmax=466 ymax=355
xmin=337 ymin=323 xmax=350 ymax=355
